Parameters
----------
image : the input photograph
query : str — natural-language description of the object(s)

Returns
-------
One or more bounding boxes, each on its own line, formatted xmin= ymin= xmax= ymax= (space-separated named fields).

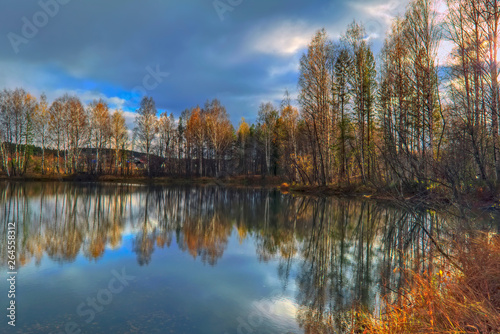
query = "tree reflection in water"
xmin=0 ymin=182 xmax=494 ymax=333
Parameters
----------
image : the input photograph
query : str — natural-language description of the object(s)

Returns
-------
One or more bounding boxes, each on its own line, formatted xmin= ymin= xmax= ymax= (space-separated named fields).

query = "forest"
xmin=1 ymin=0 xmax=500 ymax=201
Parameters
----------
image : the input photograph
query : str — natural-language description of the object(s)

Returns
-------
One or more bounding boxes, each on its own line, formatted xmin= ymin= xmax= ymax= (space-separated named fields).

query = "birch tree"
xmin=110 ymin=110 xmax=128 ymax=174
xmin=134 ymin=96 xmax=158 ymax=176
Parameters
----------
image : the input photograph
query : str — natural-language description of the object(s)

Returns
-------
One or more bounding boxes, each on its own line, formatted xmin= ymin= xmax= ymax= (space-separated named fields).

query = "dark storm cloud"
xmin=0 ymin=0 xmax=406 ymax=124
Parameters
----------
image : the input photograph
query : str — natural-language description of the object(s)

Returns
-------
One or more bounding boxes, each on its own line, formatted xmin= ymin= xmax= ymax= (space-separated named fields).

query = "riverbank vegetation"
xmin=361 ymin=233 xmax=500 ymax=333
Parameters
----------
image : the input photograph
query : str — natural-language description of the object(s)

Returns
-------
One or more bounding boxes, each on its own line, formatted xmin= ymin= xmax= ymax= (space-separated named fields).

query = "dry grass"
xmin=362 ymin=234 xmax=500 ymax=333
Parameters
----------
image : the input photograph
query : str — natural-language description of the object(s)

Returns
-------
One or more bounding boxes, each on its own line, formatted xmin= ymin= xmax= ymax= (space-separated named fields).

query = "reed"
xmin=362 ymin=234 xmax=500 ymax=333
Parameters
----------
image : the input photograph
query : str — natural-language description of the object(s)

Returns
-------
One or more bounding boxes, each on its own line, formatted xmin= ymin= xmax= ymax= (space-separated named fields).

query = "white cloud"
xmin=251 ymin=297 xmax=299 ymax=326
xmin=247 ymin=20 xmax=318 ymax=57
xmin=51 ymin=89 xmax=127 ymax=110
xmin=350 ymin=0 xmax=409 ymax=25
xmin=437 ymin=39 xmax=454 ymax=67
xmin=347 ymin=0 xmax=409 ymax=42
xmin=107 ymin=96 xmax=128 ymax=110
xmin=434 ymin=0 xmax=449 ymax=21
xmin=246 ymin=2 xmax=408 ymax=60
xmin=122 ymin=110 xmax=137 ymax=132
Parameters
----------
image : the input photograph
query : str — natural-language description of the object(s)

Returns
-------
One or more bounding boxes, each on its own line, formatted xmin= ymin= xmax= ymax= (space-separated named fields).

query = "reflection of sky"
xmin=0 ymin=184 xmax=443 ymax=333
xmin=0 ymin=228 xmax=302 ymax=334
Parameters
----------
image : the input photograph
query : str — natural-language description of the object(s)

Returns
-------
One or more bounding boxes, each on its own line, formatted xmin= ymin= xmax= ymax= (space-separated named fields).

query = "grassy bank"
xmin=288 ymin=183 xmax=500 ymax=212
xmin=360 ymin=234 xmax=500 ymax=333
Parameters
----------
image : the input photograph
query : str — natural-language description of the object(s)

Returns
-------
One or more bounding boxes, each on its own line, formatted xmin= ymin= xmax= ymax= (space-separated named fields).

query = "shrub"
xmin=362 ymin=234 xmax=500 ymax=333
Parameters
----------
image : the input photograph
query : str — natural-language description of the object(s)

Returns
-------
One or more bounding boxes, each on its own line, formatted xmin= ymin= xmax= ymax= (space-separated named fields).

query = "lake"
xmin=0 ymin=182 xmax=496 ymax=333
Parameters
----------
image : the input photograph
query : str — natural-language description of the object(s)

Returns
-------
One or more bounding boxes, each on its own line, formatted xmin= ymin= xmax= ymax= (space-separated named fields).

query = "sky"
xmin=0 ymin=0 xmax=412 ymax=128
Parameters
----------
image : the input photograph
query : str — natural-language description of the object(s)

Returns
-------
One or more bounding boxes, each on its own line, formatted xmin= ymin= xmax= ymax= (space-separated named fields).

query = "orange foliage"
xmin=362 ymin=235 xmax=500 ymax=333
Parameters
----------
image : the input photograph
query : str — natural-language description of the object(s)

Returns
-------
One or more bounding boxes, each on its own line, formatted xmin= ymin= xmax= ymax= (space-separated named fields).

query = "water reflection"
xmin=0 ymin=182 xmax=494 ymax=333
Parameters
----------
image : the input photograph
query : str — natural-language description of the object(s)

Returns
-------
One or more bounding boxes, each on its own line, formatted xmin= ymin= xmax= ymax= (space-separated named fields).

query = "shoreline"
xmin=1 ymin=174 xmax=499 ymax=212
xmin=0 ymin=174 xmax=283 ymax=188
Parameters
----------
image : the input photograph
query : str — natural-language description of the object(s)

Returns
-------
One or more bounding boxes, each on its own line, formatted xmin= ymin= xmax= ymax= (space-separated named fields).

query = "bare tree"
xmin=204 ymin=99 xmax=234 ymax=177
xmin=343 ymin=22 xmax=377 ymax=183
xmin=134 ymin=96 xmax=158 ymax=176
xmin=88 ymin=99 xmax=111 ymax=174
xmin=110 ymin=110 xmax=128 ymax=175
xmin=49 ymin=96 xmax=66 ymax=174
xmin=33 ymin=93 xmax=50 ymax=174
xmin=257 ymin=102 xmax=279 ymax=176
xmin=67 ymin=96 xmax=89 ymax=173
xmin=298 ymin=29 xmax=333 ymax=185
xmin=186 ymin=106 xmax=206 ymax=176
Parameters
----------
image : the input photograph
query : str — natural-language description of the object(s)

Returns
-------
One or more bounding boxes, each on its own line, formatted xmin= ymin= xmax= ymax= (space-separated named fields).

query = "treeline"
xmin=380 ymin=0 xmax=500 ymax=197
xmin=0 ymin=90 xmax=282 ymax=178
xmin=0 ymin=87 xmax=302 ymax=179
xmin=293 ymin=0 xmax=500 ymax=196
xmin=1 ymin=0 xmax=500 ymax=197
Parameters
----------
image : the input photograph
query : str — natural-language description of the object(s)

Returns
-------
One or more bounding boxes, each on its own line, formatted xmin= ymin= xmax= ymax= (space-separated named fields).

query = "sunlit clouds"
xmin=247 ymin=20 xmax=317 ymax=56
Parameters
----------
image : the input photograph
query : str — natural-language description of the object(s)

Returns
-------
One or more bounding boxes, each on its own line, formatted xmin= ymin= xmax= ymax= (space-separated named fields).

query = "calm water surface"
xmin=0 ymin=182 xmax=495 ymax=333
